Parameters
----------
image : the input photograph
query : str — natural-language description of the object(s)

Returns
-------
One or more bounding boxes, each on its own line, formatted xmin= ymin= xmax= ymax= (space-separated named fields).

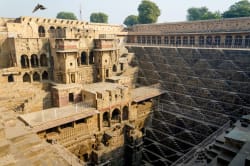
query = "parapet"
xmin=129 ymin=17 xmax=250 ymax=34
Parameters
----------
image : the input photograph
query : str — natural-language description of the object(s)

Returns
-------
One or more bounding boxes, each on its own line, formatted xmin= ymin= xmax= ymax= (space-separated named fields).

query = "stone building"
xmin=0 ymin=16 xmax=250 ymax=166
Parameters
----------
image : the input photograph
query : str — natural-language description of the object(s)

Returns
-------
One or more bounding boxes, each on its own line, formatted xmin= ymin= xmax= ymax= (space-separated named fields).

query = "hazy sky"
xmin=0 ymin=0 xmax=241 ymax=24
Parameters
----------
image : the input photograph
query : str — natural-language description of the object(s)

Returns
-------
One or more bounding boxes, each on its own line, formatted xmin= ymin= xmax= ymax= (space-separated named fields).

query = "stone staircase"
xmin=0 ymin=91 xmax=82 ymax=164
xmin=0 ymin=82 xmax=51 ymax=113
xmin=118 ymin=52 xmax=139 ymax=87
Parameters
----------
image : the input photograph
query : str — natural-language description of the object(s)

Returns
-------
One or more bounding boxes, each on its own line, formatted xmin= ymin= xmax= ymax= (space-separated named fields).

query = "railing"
xmin=170 ymin=120 xmax=231 ymax=166
xmin=125 ymin=42 xmax=250 ymax=49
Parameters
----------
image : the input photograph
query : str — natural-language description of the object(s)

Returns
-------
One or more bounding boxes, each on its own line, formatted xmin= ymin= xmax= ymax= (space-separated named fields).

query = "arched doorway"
xmin=38 ymin=26 xmax=45 ymax=37
xmin=112 ymin=64 xmax=117 ymax=72
xmin=33 ymin=72 xmax=40 ymax=82
xmin=23 ymin=73 xmax=31 ymax=82
xmin=111 ymin=108 xmax=121 ymax=122
xmin=8 ymin=75 xmax=14 ymax=82
xmin=31 ymin=54 xmax=39 ymax=67
xmin=89 ymin=51 xmax=94 ymax=64
xmin=103 ymin=112 xmax=109 ymax=127
xmin=49 ymin=26 xmax=55 ymax=32
xmin=81 ymin=52 xmax=87 ymax=65
xmin=40 ymin=54 xmax=48 ymax=66
xmin=21 ymin=55 xmax=29 ymax=68
xmin=42 ymin=71 xmax=49 ymax=80
xmin=56 ymin=27 xmax=63 ymax=37
xmin=122 ymin=106 xmax=129 ymax=120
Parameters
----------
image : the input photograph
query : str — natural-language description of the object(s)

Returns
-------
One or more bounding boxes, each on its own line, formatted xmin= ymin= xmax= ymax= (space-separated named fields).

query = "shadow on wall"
xmin=0 ymin=39 xmax=12 ymax=68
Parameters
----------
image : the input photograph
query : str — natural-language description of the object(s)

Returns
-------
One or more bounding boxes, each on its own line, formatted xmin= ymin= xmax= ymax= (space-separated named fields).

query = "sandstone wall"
xmin=130 ymin=17 xmax=250 ymax=34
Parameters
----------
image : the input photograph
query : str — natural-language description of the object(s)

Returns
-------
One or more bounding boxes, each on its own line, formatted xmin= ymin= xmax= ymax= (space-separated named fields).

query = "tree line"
xmin=55 ymin=0 xmax=250 ymax=26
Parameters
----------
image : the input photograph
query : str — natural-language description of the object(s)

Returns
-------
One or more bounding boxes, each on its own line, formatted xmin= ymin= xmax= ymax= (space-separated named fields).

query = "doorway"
xmin=69 ymin=93 xmax=74 ymax=102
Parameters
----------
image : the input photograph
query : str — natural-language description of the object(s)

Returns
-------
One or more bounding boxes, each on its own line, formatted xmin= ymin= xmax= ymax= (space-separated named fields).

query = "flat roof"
xmin=131 ymin=86 xmax=166 ymax=102
xmin=225 ymin=127 xmax=250 ymax=143
xmin=52 ymin=83 xmax=82 ymax=90
xmin=19 ymin=103 xmax=99 ymax=132
xmin=106 ymin=76 xmax=129 ymax=81
xmin=93 ymin=48 xmax=117 ymax=51
xmin=56 ymin=49 xmax=78 ymax=53
xmin=242 ymin=114 xmax=250 ymax=121
xmin=82 ymin=82 xmax=126 ymax=93
xmin=119 ymin=57 xmax=127 ymax=63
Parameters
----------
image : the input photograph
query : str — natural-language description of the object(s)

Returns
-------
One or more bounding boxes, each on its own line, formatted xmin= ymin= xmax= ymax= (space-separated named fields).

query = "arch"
xmin=199 ymin=36 xmax=204 ymax=45
xmin=20 ymin=54 xmax=29 ymax=68
xmin=33 ymin=72 xmax=40 ymax=82
xmin=40 ymin=54 xmax=48 ymax=66
xmin=81 ymin=52 xmax=87 ymax=65
xmin=214 ymin=36 xmax=221 ymax=46
xmin=8 ymin=75 xmax=14 ymax=82
xmin=245 ymin=35 xmax=250 ymax=47
xmin=42 ymin=71 xmax=49 ymax=80
xmin=31 ymin=54 xmax=39 ymax=67
xmin=56 ymin=26 xmax=62 ymax=30
xmin=56 ymin=27 xmax=63 ymax=37
xmin=49 ymin=26 xmax=55 ymax=37
xmin=112 ymin=64 xmax=117 ymax=72
xmin=89 ymin=51 xmax=94 ymax=64
xmin=122 ymin=106 xmax=129 ymax=121
xmin=103 ymin=112 xmax=109 ymax=127
xmin=234 ymin=35 xmax=242 ymax=46
xmin=111 ymin=108 xmax=121 ymax=121
xmin=206 ymin=36 xmax=212 ymax=45
xmin=49 ymin=26 xmax=55 ymax=31
xmin=38 ymin=26 xmax=45 ymax=37
xmin=23 ymin=73 xmax=31 ymax=82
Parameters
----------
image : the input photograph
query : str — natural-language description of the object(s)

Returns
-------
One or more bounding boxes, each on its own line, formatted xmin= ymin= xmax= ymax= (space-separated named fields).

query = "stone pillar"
xmin=242 ymin=34 xmax=246 ymax=47
xmin=87 ymin=51 xmax=90 ymax=65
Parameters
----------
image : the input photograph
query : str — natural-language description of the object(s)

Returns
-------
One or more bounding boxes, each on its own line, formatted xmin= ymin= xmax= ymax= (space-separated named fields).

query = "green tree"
xmin=123 ymin=15 xmax=139 ymax=27
xmin=90 ymin=12 xmax=108 ymax=23
xmin=56 ymin=12 xmax=77 ymax=20
xmin=138 ymin=0 xmax=161 ymax=24
xmin=187 ymin=7 xmax=221 ymax=21
xmin=223 ymin=0 xmax=250 ymax=18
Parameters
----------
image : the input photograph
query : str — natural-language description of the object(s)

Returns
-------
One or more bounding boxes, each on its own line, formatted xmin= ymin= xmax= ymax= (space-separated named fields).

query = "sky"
xmin=0 ymin=0 xmax=241 ymax=24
